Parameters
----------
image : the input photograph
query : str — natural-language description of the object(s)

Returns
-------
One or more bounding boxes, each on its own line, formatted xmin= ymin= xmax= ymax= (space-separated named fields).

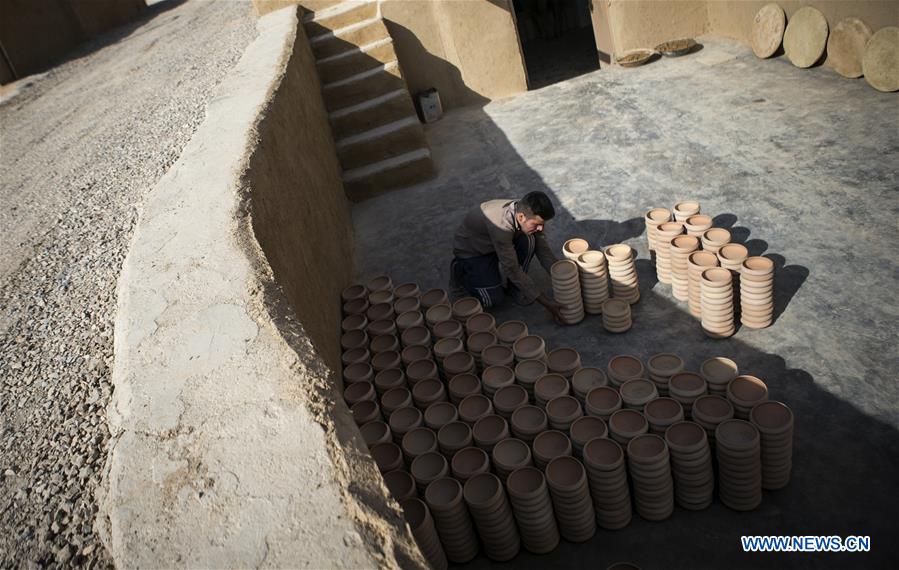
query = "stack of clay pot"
xmin=420 ymin=288 xmax=449 ymax=311
xmin=585 ymin=386 xmax=622 ymax=421
xmin=390 ymin=407 xmax=424 ymax=444
xmin=583 ymin=437 xmax=631 ymax=529
xmin=545 ymin=456 xmax=596 ymax=541
xmin=687 ymin=251 xmax=720 ymax=317
xmin=690 ymin=395 xmax=734 ymax=449
xmin=664 ymin=421 xmax=714 ymax=510
xmin=463 ymin=473 xmax=520 ymax=561
xmin=669 ymin=235 xmax=700 ymax=302
xmin=432 ymin=338 xmax=463 ymax=378
xmin=568 ymin=416 xmax=608 ymax=457
xmin=496 ymin=320 xmax=528 ymax=347
xmin=700 ymin=268 xmax=736 ymax=338
xmin=546 ymin=396 xmax=584 ymax=433
xmin=653 ymin=222 xmax=685 ymax=284
xmin=372 ymin=442 xmax=404 ymax=473
xmin=576 ymin=250 xmax=610 ymax=313
xmin=644 ymin=207 xmax=672 ymax=252
xmin=506 ymin=467 xmax=560 ymax=554
xmin=643 ymin=397 xmax=684 ymax=435
xmin=551 ymin=260 xmax=585 ymax=324
xmin=715 ymin=419 xmax=763 ymax=511
xmin=533 ymin=430 xmax=573 ymax=469
xmin=571 ymin=367 xmax=608 ymax=406
xmin=361 ymin=420 xmax=392 ymax=448
xmin=627 ymin=434 xmax=674 ymax=521
xmin=451 ymin=447 xmax=491 ymax=482
xmin=424 ymin=400 xmax=458 ymax=430
xmin=684 ymin=214 xmax=713 ymax=237
xmin=458 ymin=394 xmax=494 ymax=426
xmin=401 ymin=499 xmax=449 ymax=570
xmin=604 ymin=244 xmax=640 ymax=304
xmin=387 ymin=469 xmax=418 ymax=502
xmin=482 ymin=365 xmax=515 ymax=399
xmin=726 ymin=375 xmax=769 ymax=420
xmin=472 ymin=415 xmax=509 ymax=454
xmin=513 ymin=335 xmax=546 ymax=363
xmin=492 ymin=385 xmax=528 ymax=420
xmin=601 ymin=298 xmax=632 ymax=333
xmin=466 ymin=331 xmax=497 ymax=373
xmin=510 ymin=405 xmax=548 ymax=443
xmin=700 ymin=228 xmax=731 ymax=255
xmin=619 ymin=379 xmax=658 ymax=412
xmin=672 ymin=201 xmax=700 ymax=223
xmin=514 ymin=359 xmax=546 ymax=399
xmin=452 ymin=297 xmax=482 ymax=322
xmin=608 ymin=409 xmax=648 ymax=448
xmin=448 ymin=373 xmax=480 ymax=405
xmin=750 ymin=401 xmax=794 ymax=490
xmin=437 ymin=422 xmax=473 ymax=458
xmin=492 ymin=438 xmax=533 ymax=481
xmin=465 ymin=312 xmax=495 ymax=337
xmin=646 ymin=353 xmax=684 ymax=396
xmin=547 ymin=347 xmax=581 ymax=379
xmin=717 ymin=243 xmax=749 ymax=317
xmin=534 ymin=373 xmax=571 ymax=410
xmin=482 ymin=344 xmax=514 ymax=370
xmin=562 ymin=238 xmax=590 ymax=261
xmin=740 ymin=256 xmax=775 ymax=328
xmin=425 ymin=304 xmax=453 ymax=334
xmin=403 ymin=427 xmax=439 ymax=463
xmin=424 ymin=478 xmax=479 ymax=563
xmin=607 ymin=355 xmax=646 ymax=389
xmin=700 ymin=357 xmax=739 ymax=396
xmin=668 ymin=372 xmax=708 ymax=418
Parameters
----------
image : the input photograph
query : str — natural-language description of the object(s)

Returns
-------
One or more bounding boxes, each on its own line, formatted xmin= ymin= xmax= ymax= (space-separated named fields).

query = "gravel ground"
xmin=0 ymin=1 xmax=257 ymax=567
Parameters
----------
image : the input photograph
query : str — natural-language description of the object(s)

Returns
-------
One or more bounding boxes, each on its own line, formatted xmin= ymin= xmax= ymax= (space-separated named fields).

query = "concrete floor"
xmin=352 ymin=37 xmax=899 ymax=569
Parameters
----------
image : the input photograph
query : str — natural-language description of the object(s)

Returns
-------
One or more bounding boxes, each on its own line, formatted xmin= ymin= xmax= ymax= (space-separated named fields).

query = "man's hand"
xmin=537 ymin=293 xmax=567 ymax=325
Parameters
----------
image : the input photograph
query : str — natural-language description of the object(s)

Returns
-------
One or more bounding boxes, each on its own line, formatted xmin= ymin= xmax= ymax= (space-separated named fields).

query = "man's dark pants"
xmin=451 ymin=232 xmax=536 ymax=308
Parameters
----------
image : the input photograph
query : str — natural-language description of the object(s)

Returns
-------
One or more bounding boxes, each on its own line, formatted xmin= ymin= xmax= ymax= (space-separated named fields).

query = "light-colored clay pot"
xmin=412 ymin=378 xmax=447 ymax=409
xmin=448 ymin=373 xmax=481 ymax=404
xmin=400 ymin=326 xmax=431 ymax=349
xmin=402 ymin=427 xmax=439 ymax=460
xmin=465 ymin=313 xmax=496 ymax=336
xmin=406 ymin=358 xmax=439 ymax=384
xmin=351 ymin=399 xmax=381 ymax=425
xmin=420 ymin=288 xmax=449 ymax=309
xmin=673 ymin=201 xmax=700 ymax=221
xmin=551 ymin=259 xmax=580 ymax=281
xmin=563 ymin=238 xmax=590 ymax=260
xmin=585 ymin=386 xmax=622 ymax=419
xmin=340 ymin=347 xmax=370 ymax=368
xmin=343 ymin=362 xmax=374 ymax=384
xmin=451 ymin=446 xmax=491 ymax=481
xmin=384 ymin=469 xmax=417 ymax=502
xmin=424 ymin=401 xmax=459 ymax=430
xmin=389 ymin=406 xmax=423 ymax=442
xmin=371 ymin=442 xmax=404 ymax=473
xmin=645 ymin=207 xmax=672 ymax=251
xmin=493 ymin=385 xmax=529 ymax=418
xmin=458 ymin=394 xmax=494 ymax=425
xmin=360 ymin=420 xmax=392 ymax=448
xmin=437 ymin=421 xmax=473 ymax=457
xmin=371 ymin=350 xmax=401 ymax=373
xmin=370 ymin=334 xmax=400 ymax=355
xmin=701 ymin=227 xmax=731 ymax=252
xmin=684 ymin=214 xmax=713 ymax=237
xmin=546 ymin=395 xmax=584 ymax=431
xmin=577 ymin=249 xmax=607 ymax=269
xmin=472 ymin=414 xmax=510 ymax=452
xmin=411 ymin=451 xmax=449 ymax=491
xmin=717 ymin=243 xmax=749 ymax=268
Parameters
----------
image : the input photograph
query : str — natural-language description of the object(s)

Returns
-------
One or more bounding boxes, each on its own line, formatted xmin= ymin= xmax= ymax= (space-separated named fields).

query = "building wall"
xmin=591 ymin=0 xmax=709 ymax=58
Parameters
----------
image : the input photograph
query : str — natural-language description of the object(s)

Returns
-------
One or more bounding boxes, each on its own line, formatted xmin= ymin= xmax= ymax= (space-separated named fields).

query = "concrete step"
xmin=316 ymin=37 xmax=396 ymax=85
xmin=343 ymin=148 xmax=436 ymax=202
xmin=329 ymin=89 xmax=416 ymax=140
xmin=322 ymin=61 xmax=404 ymax=113
xmin=310 ymin=18 xmax=388 ymax=60
xmin=336 ymin=116 xmax=427 ymax=171
xmin=304 ymin=1 xmax=378 ymax=39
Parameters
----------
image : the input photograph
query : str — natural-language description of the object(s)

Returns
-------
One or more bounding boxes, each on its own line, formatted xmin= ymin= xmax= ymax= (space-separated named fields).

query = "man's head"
xmin=515 ymin=191 xmax=555 ymax=234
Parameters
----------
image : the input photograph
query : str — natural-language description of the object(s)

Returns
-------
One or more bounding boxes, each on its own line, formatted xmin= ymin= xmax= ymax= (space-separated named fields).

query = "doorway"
xmin=512 ymin=0 xmax=599 ymax=89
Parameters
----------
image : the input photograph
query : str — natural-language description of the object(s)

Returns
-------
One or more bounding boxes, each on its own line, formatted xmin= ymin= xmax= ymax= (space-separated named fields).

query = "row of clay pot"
xmin=551 ymin=259 xmax=586 ymax=325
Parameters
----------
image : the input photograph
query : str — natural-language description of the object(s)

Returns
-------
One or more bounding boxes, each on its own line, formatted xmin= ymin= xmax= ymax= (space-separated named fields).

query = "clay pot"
xmin=424 ymin=401 xmax=459 ymax=431
xmin=608 ymin=409 xmax=648 ymax=447
xmin=400 ymin=326 xmax=431 ymax=349
xmin=465 ymin=312 xmax=495 ymax=336
xmin=367 ymin=319 xmax=397 ymax=338
xmin=545 ymin=456 xmax=596 ymax=542
xmin=546 ymin=395 xmax=584 ymax=433
xmin=351 ymin=399 xmax=382 ymax=426
xmin=360 ymin=420 xmax=392 ymax=448
xmin=669 ymin=235 xmax=700 ymax=301
xmin=458 ymin=394 xmax=494 ymax=425
xmin=673 ymin=200 xmax=700 ymax=222
xmin=740 ymin=256 xmax=775 ymax=329
xmin=533 ymin=430 xmax=573 ymax=469
xmin=644 ymin=207 xmax=672 ymax=251
xmin=420 ymin=288 xmax=449 ymax=310
xmin=467 ymin=331 xmax=497 ymax=372
xmin=437 ymin=421 xmax=473 ymax=458
xmin=664 ymin=420 xmax=714 ymax=511
xmin=602 ymin=298 xmax=632 ymax=332
xmin=463 ymin=473 xmax=521 ymax=562
xmin=701 ymin=227 xmax=731 ymax=255
xmin=691 ymin=395 xmax=734 ymax=446
xmin=492 ymin=438 xmax=533 ymax=481
xmin=687 ymin=250 xmax=720 ymax=317
xmin=552 ymin=260 xmax=585 ymax=324
xmin=401 ymin=346 xmax=431 ymax=371
xmin=482 ymin=365 xmax=516 ymax=397
xmin=700 ymin=356 xmax=739 ymax=395
xmin=577 ymin=250 xmax=610 ymax=313
xmin=368 ymin=289 xmax=395 ymax=307
xmin=395 ymin=310 xmax=424 ymax=332
xmin=513 ymin=335 xmax=546 ymax=362
xmin=604 ymin=244 xmax=640 ymax=304
xmin=717 ymin=243 xmax=749 ymax=272
xmin=534 ymin=374 xmax=571 ymax=408
xmin=388 ymin=406 xmax=423 ymax=444
xmin=585 ymin=386 xmax=622 ymax=420
xmin=451 ymin=446 xmax=491 ymax=481
xmin=506 ymin=467 xmax=561 ymax=554
xmin=433 ymin=319 xmax=464 ymax=341
xmin=341 ymin=346 xmax=370 ymax=368
xmin=562 ymin=238 xmax=590 ymax=260
xmin=643 ymin=397 xmax=684 ymax=435
xmin=371 ymin=350 xmax=401 ymax=373
xmin=668 ymin=372 xmax=707 ymax=418
xmin=341 ymin=313 xmax=368 ymax=333
xmin=443 ymin=351 xmax=476 ymax=379
xmin=727 ymin=375 xmax=769 ymax=419
xmin=341 ymin=329 xmax=368 ymax=352
xmin=384 ymin=469 xmax=417 ymax=502
xmin=399 ymin=498 xmax=448 ymax=570
xmin=514 ymin=359 xmax=547 ymax=396
xmin=472 ymin=414 xmax=510 ymax=453
xmin=370 ymin=334 xmax=400 ymax=355
xmin=394 ymin=296 xmax=421 ymax=316
xmin=569 ymin=416 xmax=608 ymax=457
xmin=371 ymin=442 xmax=404 ymax=473
xmin=607 ymin=355 xmax=646 ymax=388
xmin=425 ymin=304 xmax=452 ymax=330
xmin=342 ymin=298 xmax=369 ymax=317
xmin=510 ymin=405 xmax=548 ymax=442
xmin=448 ymin=373 xmax=481 ymax=404
xmin=482 ymin=344 xmax=514 ymax=368
xmin=700 ymin=268 xmax=735 ymax=338
xmin=684 ymin=214 xmax=713 ymax=237
xmin=410 ymin=451 xmax=450 ymax=492
xmin=367 ymin=275 xmax=393 ymax=293
xmin=402 ymin=427 xmax=439 ymax=461
xmin=646 ymin=353 xmax=684 ymax=396
xmin=343 ymin=362 xmax=374 ymax=385
xmin=571 ymin=367 xmax=608 ymax=404
xmin=654 ymin=221 xmax=685 ymax=284
xmin=583 ymin=436 xmax=632 ymax=530
xmin=394 ymin=282 xmax=421 ymax=299
xmin=452 ymin=297 xmax=483 ymax=321
xmin=714 ymin=419 xmax=762 ymax=511
xmin=493 ymin=384 xmax=529 ymax=419
xmin=547 ymin=348 xmax=581 ymax=378
xmin=496 ymin=320 xmax=529 ymax=347
xmin=750 ymin=400 xmax=793 ymax=490
xmin=366 ymin=302 xmax=395 ymax=323
xmin=424 ymin=477 xmax=478 ymax=563
xmin=342 ymin=284 xmax=368 ymax=303
xmin=412 ymin=378 xmax=447 ymax=409
xmin=406 ymin=358 xmax=439 ymax=385
xmin=626 ymin=434 xmax=674 ymax=521
xmin=433 ymin=337 xmax=464 ymax=367
xmin=619 ymin=379 xmax=658 ymax=411
xmin=374 ymin=368 xmax=406 ymax=396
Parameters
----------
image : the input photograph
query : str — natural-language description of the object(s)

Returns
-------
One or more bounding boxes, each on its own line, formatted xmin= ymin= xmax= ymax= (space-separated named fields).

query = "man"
xmin=450 ymin=191 xmax=566 ymax=323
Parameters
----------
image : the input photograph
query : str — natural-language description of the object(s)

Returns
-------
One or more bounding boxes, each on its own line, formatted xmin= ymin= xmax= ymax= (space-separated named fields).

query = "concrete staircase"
xmin=302 ymin=0 xmax=435 ymax=201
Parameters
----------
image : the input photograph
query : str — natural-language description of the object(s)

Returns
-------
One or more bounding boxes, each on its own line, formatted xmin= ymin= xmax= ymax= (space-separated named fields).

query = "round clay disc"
xmin=827 ymin=17 xmax=872 ymax=78
xmin=751 ymin=3 xmax=786 ymax=59
xmin=783 ymin=6 xmax=829 ymax=68
xmin=863 ymin=26 xmax=899 ymax=92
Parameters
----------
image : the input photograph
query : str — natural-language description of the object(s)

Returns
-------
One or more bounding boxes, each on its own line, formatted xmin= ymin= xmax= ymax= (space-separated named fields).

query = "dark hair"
xmin=516 ymin=191 xmax=555 ymax=220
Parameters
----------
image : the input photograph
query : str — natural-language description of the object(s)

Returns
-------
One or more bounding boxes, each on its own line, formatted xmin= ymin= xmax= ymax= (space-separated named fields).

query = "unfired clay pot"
xmin=493 ymin=384 xmax=529 ymax=418
xmin=341 ymin=347 xmax=370 ymax=368
xmin=420 ymin=288 xmax=449 ymax=309
xmin=569 ymin=416 xmax=609 ymax=457
xmin=700 ymin=356 xmax=739 ymax=395
xmin=608 ymin=409 xmax=649 ymax=446
xmin=437 ymin=421 xmax=473 ymax=457
xmin=374 ymin=368 xmax=406 ymax=396
xmin=401 ymin=326 xmax=431 ymax=349
xmin=547 ymin=348 xmax=581 ymax=377
xmin=513 ymin=335 xmax=546 ymax=361
xmin=370 ymin=334 xmax=400 ymax=355
xmin=673 ymin=201 xmax=700 ymax=222
xmin=423 ymin=477 xmax=478 ymax=563
xmin=482 ymin=344 xmax=515 ymax=368
xmin=394 ymin=296 xmax=421 ymax=316
xmin=492 ymin=438 xmax=533 ymax=481
xmin=412 ymin=378 xmax=447 ymax=409
xmin=394 ymin=282 xmax=421 ymax=299
xmin=462 ymin=473 xmax=521 ymax=561
xmin=342 ymin=298 xmax=369 ymax=317
xmin=472 ymin=414 xmax=510 ymax=453
xmin=619 ymin=379 xmax=658 ymax=411
xmin=482 ymin=365 xmax=516 ymax=397
xmin=534 ymin=374 xmax=571 ymax=408
xmin=458 ymin=394 xmax=494 ymax=425
xmin=643 ymin=397 xmax=684 ymax=435
xmin=389 ymin=406 xmax=423 ymax=442
xmin=506 ymin=467 xmax=561 ymax=554
xmin=371 ymin=442 xmax=404 ymax=473
xmin=510 ymin=405 xmax=548 ymax=442
xmin=424 ymin=401 xmax=459 ymax=431
xmin=465 ymin=312 xmax=496 ymax=336
xmin=384 ymin=469 xmax=417 ymax=502
xmin=545 ymin=456 xmax=596 ymax=542
xmin=546 ymin=395 xmax=584 ymax=432
xmin=496 ymin=320 xmax=529 ymax=346
xmin=402 ymin=426 xmax=439 ymax=461
xmin=410 ymin=451 xmax=449 ymax=492
xmin=399 ymin=497 xmax=448 ymax=570
xmin=452 ymin=297 xmax=483 ymax=320
xmin=607 ymin=355 xmax=646 ymax=388
xmin=448 ymin=373 xmax=481 ymax=404
xmin=360 ymin=420 xmax=391 ymax=448
xmin=342 ymin=284 xmax=368 ymax=303
xmin=406 ymin=358 xmax=439 ymax=384
xmin=533 ymin=430 xmax=573 ymax=469
xmin=343 ymin=362 xmax=373 ymax=384
xmin=351 ymin=399 xmax=381 ymax=426
xmin=727 ymin=375 xmax=769 ymax=419
xmin=451 ymin=446 xmax=491 ymax=481
xmin=341 ymin=313 xmax=368 ymax=333
xmin=585 ymin=386 xmax=622 ymax=419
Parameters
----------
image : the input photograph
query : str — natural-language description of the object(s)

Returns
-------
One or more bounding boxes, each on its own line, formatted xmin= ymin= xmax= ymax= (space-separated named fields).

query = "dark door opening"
xmin=513 ymin=0 xmax=599 ymax=90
